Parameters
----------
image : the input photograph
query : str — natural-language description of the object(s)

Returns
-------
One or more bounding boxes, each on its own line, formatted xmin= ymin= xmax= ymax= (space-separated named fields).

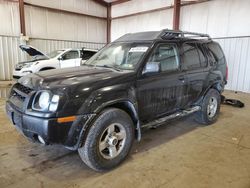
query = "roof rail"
xmin=160 ymin=30 xmax=211 ymax=40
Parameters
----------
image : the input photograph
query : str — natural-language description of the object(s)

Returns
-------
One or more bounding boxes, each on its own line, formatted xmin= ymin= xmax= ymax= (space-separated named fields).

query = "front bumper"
xmin=6 ymin=101 xmax=95 ymax=150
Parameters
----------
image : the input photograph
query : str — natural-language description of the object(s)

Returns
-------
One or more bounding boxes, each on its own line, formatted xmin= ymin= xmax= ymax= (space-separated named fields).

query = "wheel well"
xmin=106 ymin=101 xmax=141 ymax=141
xmin=196 ymin=82 xmax=222 ymax=105
xmin=108 ymin=102 xmax=138 ymax=125
xmin=77 ymin=101 xmax=141 ymax=149
xmin=39 ymin=67 xmax=55 ymax=71
xmin=211 ymin=82 xmax=223 ymax=94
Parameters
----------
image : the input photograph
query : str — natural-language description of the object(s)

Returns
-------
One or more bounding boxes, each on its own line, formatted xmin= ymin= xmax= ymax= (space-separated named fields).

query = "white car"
xmin=13 ymin=45 xmax=98 ymax=79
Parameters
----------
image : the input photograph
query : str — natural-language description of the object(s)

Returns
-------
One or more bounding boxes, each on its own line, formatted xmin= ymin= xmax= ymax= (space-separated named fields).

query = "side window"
xmin=207 ymin=42 xmax=225 ymax=64
xmin=148 ymin=44 xmax=179 ymax=72
xmin=182 ymin=43 xmax=200 ymax=70
xmin=82 ymin=51 xmax=96 ymax=60
xmin=197 ymin=44 xmax=207 ymax=68
xmin=62 ymin=50 xmax=79 ymax=60
xmin=203 ymin=44 xmax=216 ymax=65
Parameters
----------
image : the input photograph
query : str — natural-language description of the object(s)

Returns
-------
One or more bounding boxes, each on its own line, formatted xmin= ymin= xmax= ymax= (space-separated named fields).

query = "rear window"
xmin=207 ymin=42 xmax=224 ymax=63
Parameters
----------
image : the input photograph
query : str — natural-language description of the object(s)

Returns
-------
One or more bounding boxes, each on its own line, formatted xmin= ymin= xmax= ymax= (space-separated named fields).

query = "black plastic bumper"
xmin=6 ymin=101 xmax=95 ymax=150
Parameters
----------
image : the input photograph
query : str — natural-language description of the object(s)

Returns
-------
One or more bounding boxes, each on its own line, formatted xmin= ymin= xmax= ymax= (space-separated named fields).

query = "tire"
xmin=195 ymin=88 xmax=221 ymax=125
xmin=78 ymin=108 xmax=134 ymax=172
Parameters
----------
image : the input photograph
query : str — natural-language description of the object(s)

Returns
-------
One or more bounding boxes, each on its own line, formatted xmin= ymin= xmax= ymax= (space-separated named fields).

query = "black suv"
xmin=6 ymin=30 xmax=227 ymax=171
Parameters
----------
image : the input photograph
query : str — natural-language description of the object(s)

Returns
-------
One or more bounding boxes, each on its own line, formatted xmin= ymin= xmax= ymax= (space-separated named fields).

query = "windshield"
xmin=47 ymin=50 xmax=65 ymax=58
xmin=84 ymin=43 xmax=150 ymax=70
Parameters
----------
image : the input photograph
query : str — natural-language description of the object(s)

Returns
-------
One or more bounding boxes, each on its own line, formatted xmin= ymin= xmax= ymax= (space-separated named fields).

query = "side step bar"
xmin=141 ymin=106 xmax=201 ymax=129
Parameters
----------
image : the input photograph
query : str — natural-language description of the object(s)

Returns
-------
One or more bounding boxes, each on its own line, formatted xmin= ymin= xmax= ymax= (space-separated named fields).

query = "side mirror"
xmin=58 ymin=56 xmax=63 ymax=61
xmin=142 ymin=62 xmax=160 ymax=75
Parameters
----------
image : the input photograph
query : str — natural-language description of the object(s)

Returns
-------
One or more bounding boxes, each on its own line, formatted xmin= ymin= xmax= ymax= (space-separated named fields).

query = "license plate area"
xmin=13 ymin=112 xmax=22 ymax=128
xmin=6 ymin=103 xmax=23 ymax=129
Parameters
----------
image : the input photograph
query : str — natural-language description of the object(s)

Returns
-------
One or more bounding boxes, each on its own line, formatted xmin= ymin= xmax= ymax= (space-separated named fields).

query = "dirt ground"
xmin=0 ymin=89 xmax=250 ymax=188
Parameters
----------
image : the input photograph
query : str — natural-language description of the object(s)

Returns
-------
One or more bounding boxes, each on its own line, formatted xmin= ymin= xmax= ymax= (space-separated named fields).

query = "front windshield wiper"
xmin=95 ymin=65 xmax=122 ymax=72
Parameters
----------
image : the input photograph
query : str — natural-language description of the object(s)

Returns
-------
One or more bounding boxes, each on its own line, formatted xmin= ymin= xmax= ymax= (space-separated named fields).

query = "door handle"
xmin=178 ymin=75 xmax=185 ymax=81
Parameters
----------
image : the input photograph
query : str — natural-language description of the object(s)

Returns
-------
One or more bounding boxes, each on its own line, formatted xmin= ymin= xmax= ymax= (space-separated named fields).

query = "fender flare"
xmin=196 ymin=81 xmax=223 ymax=105
xmin=75 ymin=99 xmax=141 ymax=150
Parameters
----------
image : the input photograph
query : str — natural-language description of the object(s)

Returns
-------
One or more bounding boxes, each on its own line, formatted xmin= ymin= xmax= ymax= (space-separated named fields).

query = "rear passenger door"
xmin=181 ymin=43 xmax=209 ymax=106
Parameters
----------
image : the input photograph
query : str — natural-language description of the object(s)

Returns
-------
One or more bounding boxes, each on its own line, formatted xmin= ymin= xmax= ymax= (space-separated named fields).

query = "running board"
xmin=141 ymin=106 xmax=201 ymax=129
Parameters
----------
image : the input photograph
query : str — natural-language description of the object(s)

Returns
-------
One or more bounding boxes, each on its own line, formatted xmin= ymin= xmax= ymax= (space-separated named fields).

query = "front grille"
xmin=14 ymin=83 xmax=33 ymax=95
xmin=13 ymin=91 xmax=26 ymax=101
xmin=9 ymin=83 xmax=34 ymax=111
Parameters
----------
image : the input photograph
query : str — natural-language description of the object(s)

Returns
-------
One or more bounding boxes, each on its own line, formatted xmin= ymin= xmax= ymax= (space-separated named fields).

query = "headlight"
xmin=32 ymin=91 xmax=60 ymax=112
xmin=39 ymin=91 xmax=50 ymax=110
xmin=24 ymin=63 xmax=33 ymax=68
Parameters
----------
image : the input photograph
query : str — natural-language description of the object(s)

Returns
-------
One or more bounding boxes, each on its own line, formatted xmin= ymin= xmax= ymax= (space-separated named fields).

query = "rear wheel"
xmin=78 ymin=108 xmax=134 ymax=172
xmin=195 ymin=88 xmax=221 ymax=125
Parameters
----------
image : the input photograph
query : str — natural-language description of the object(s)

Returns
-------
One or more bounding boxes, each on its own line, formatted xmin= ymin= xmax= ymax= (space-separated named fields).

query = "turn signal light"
xmin=57 ymin=116 xmax=76 ymax=123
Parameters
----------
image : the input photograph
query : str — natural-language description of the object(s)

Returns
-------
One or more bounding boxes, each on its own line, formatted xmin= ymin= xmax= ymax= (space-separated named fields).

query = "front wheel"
xmin=78 ymin=108 xmax=134 ymax=172
xmin=195 ymin=88 xmax=221 ymax=125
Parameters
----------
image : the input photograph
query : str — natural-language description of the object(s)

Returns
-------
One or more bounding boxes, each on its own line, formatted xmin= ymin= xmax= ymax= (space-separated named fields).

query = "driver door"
xmin=137 ymin=43 xmax=188 ymax=122
xmin=59 ymin=50 xmax=80 ymax=68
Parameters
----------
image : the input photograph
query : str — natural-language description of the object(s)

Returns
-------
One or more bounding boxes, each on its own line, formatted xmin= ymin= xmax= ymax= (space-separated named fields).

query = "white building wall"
xmin=180 ymin=0 xmax=250 ymax=37
xmin=180 ymin=0 xmax=250 ymax=92
xmin=0 ymin=0 xmax=107 ymax=81
xmin=0 ymin=1 xmax=20 ymax=37
xmin=25 ymin=0 xmax=107 ymax=17
xmin=112 ymin=0 xmax=173 ymax=17
xmin=0 ymin=36 xmax=26 ymax=81
xmin=111 ymin=0 xmax=173 ymax=41
xmin=25 ymin=5 xmax=107 ymax=43
xmin=111 ymin=9 xmax=173 ymax=41
xmin=111 ymin=0 xmax=250 ymax=93
xmin=216 ymin=37 xmax=250 ymax=93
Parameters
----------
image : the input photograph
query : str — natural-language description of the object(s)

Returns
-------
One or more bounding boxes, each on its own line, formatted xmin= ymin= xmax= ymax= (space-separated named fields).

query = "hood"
xmin=15 ymin=58 xmax=48 ymax=70
xmin=19 ymin=45 xmax=49 ymax=58
xmin=18 ymin=66 xmax=136 ymax=91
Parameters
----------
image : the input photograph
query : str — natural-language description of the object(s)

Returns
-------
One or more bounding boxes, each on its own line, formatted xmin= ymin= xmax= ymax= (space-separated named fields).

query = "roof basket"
xmin=160 ymin=30 xmax=211 ymax=40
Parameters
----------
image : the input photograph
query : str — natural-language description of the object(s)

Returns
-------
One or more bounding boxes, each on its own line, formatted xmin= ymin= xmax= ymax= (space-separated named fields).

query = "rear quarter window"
xmin=182 ymin=43 xmax=201 ymax=70
xmin=197 ymin=45 xmax=208 ymax=68
xmin=207 ymin=42 xmax=225 ymax=64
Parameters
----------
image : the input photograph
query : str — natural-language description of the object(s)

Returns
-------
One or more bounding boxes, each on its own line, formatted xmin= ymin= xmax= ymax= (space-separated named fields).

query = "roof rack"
xmin=160 ymin=30 xmax=211 ymax=40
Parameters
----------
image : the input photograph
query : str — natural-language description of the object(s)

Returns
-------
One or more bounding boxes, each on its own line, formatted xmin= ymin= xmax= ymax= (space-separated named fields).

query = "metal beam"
xmin=107 ymin=3 xmax=111 ymax=43
xmin=111 ymin=0 xmax=131 ymax=6
xmin=18 ymin=0 xmax=26 ymax=35
xmin=181 ymin=0 xmax=212 ymax=6
xmin=92 ymin=0 xmax=108 ymax=7
xmin=173 ymin=0 xmax=181 ymax=30
xmin=112 ymin=5 xmax=173 ymax=20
